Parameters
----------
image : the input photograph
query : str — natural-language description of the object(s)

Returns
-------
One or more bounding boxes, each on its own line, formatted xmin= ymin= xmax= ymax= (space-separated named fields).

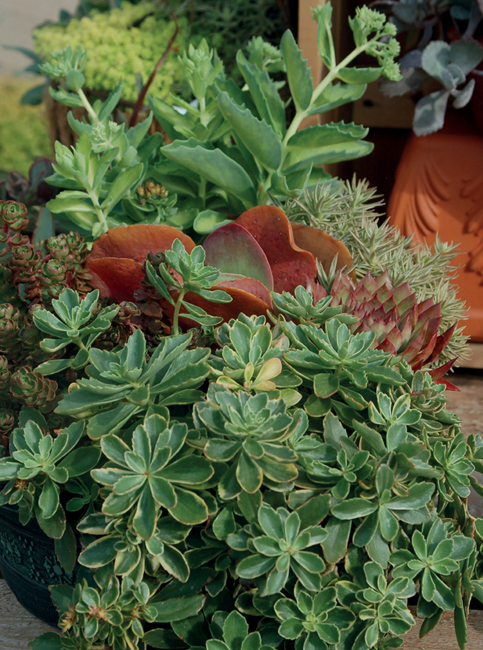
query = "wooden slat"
xmin=402 ymin=608 xmax=483 ymax=649
xmin=297 ymin=0 xmax=324 ymax=128
xmin=0 ymin=580 xmax=56 ymax=650
xmin=461 ymin=343 xmax=483 ymax=370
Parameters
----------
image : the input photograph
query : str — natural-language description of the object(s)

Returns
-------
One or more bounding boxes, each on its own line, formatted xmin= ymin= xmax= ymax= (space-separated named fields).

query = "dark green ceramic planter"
xmin=0 ymin=503 xmax=75 ymax=627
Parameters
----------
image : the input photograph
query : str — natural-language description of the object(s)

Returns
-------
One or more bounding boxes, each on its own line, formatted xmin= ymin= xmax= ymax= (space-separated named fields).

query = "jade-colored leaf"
xmin=278 ymin=618 xmax=304 ymax=640
xmin=236 ymin=52 xmax=286 ymax=137
xmin=321 ymin=517 xmax=350 ymax=563
xmin=237 ymin=452 xmax=263 ymax=493
xmin=78 ymin=535 xmax=118 ymax=568
xmin=291 ymin=561 xmax=322 ymax=592
xmin=280 ymin=29 xmax=313 ymax=111
xmin=58 ymin=447 xmax=101 ymax=478
xmin=158 ymin=544 xmax=190 ymax=583
xmin=432 ymin=573 xmax=455 ymax=610
xmin=316 ymin=3 xmax=334 ymax=66
xmin=160 ymin=456 xmax=213 ymax=485
xmin=309 ymin=82 xmax=366 ymax=115
xmin=331 ymin=498 xmax=378 ymax=520
xmin=133 ymin=485 xmax=157 ymax=540
xmin=101 ymin=163 xmax=144 ymax=214
xmin=296 ymin=495 xmax=331 ymax=527
xmin=162 ymin=140 xmax=257 ymax=208
xmin=237 ymin=554 xmax=276 ymax=579
xmin=218 ymin=92 xmax=282 ymax=170
xmin=213 ymin=507 xmax=237 ymax=540
xmin=287 ymin=122 xmax=368 ymax=149
xmin=388 ymin=483 xmax=435 ymax=510
xmin=39 ymin=477 xmax=60 ymax=519
xmin=170 ymin=488 xmax=208 ymax=525
xmin=378 ymin=505 xmax=399 ymax=541
xmin=293 ymin=551 xmax=325 ymax=573
xmin=224 ymin=610 xmax=249 ymax=650
xmin=153 ymin=595 xmax=205 ymax=623
xmin=253 ymin=536 xmax=282 ymax=556
xmin=54 ymin=523 xmax=77 ymax=574
xmin=193 ymin=210 xmax=232 ymax=235
xmin=337 ymin=67 xmax=383 ymax=84
xmin=314 ymin=373 xmax=339 ymax=398
xmin=284 ymin=139 xmax=373 ymax=173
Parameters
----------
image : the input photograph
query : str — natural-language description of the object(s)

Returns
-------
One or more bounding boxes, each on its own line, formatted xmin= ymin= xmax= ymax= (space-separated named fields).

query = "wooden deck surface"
xmin=1 ymin=578 xmax=482 ymax=650
xmin=0 ymin=580 xmax=55 ymax=650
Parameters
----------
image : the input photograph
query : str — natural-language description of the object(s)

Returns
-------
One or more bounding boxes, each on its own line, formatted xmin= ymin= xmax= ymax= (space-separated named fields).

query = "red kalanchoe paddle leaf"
xmin=235 ymin=205 xmax=317 ymax=294
xmin=87 ymin=224 xmax=197 ymax=301
xmin=291 ymin=222 xmax=356 ymax=281
xmin=216 ymin=277 xmax=273 ymax=308
xmin=203 ymin=222 xmax=274 ymax=291
xmin=88 ymin=258 xmax=144 ymax=302
xmin=87 ymin=224 xmax=196 ymax=263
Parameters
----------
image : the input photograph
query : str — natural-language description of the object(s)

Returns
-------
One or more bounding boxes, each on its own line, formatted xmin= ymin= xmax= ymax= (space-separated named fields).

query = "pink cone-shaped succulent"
xmin=322 ymin=271 xmax=457 ymax=388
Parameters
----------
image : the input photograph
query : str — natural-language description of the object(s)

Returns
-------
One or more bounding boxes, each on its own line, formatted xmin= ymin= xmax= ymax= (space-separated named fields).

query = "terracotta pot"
xmin=388 ymin=109 xmax=483 ymax=341
xmin=470 ymin=73 xmax=483 ymax=137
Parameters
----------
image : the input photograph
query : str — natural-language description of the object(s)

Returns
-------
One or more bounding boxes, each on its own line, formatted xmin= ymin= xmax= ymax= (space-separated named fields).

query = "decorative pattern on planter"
xmin=388 ymin=117 xmax=483 ymax=341
xmin=0 ymin=505 xmax=75 ymax=626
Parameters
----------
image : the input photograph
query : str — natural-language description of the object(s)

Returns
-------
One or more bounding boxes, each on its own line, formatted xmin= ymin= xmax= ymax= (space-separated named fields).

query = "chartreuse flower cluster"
xmin=33 ymin=3 xmax=189 ymax=102
xmin=39 ymin=2 xmax=401 ymax=239
xmin=0 ymin=284 xmax=478 ymax=650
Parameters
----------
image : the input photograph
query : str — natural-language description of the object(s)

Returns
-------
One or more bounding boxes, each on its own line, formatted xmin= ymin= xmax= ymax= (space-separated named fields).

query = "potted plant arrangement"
xmin=373 ymin=0 xmax=483 ymax=342
xmin=1 ymin=5 xmax=482 ymax=650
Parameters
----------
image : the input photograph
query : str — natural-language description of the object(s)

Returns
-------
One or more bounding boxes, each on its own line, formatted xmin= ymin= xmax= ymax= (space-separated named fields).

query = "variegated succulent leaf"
xmin=55 ymin=329 xmax=211 ymax=438
xmin=194 ymin=384 xmax=305 ymax=498
xmin=33 ymin=288 xmax=119 ymax=375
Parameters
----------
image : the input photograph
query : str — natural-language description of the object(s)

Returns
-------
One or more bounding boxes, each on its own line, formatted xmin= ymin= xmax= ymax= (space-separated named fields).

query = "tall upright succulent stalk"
xmin=39 ymin=4 xmax=401 ymax=239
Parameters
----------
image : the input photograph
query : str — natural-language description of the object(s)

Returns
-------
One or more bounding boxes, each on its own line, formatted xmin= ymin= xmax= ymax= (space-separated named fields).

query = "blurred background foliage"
xmin=0 ymin=76 xmax=51 ymax=175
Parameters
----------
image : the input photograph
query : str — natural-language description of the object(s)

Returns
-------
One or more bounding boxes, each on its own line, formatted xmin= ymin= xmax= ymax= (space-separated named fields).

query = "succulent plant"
xmin=9 ymin=366 xmax=58 ymax=413
xmin=32 ymin=288 xmax=119 ymax=376
xmin=33 ymin=4 xmax=189 ymax=102
xmin=194 ymin=385 xmax=304 ymax=499
xmin=235 ymin=504 xmax=327 ymax=594
xmin=0 ymin=418 xmax=99 ymax=540
xmin=37 ymin=5 xmax=402 ymax=238
xmin=0 ymin=159 xmax=57 ymax=213
xmin=45 ymin=575 xmax=159 ymax=650
xmin=86 ymin=206 xmax=353 ymax=335
xmin=375 ymin=0 xmax=483 ymax=135
xmin=284 ymin=178 xmax=468 ymax=366
xmin=275 ymin=270 xmax=457 ymax=387
xmin=55 ymin=328 xmax=211 ymax=439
